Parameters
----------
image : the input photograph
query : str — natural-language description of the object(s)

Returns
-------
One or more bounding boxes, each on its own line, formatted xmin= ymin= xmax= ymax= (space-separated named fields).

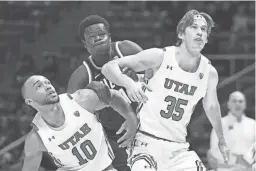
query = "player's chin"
xmin=95 ymin=42 xmax=110 ymax=50
xmin=47 ymin=96 xmax=60 ymax=104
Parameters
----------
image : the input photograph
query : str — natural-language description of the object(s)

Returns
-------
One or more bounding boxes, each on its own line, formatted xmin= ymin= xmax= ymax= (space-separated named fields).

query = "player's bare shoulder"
xmin=72 ymin=89 xmax=99 ymax=113
xmin=118 ymin=40 xmax=143 ymax=55
xmin=209 ymin=64 xmax=219 ymax=81
xmin=24 ymin=129 xmax=45 ymax=156
xmin=72 ymin=81 xmax=111 ymax=112
xmin=144 ymin=47 xmax=165 ymax=71
xmin=71 ymin=64 xmax=89 ymax=80
xmin=67 ymin=64 xmax=90 ymax=93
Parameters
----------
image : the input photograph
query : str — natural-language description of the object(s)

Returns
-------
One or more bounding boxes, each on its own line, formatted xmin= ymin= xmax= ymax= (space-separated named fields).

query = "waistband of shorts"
xmin=137 ymin=130 xmax=187 ymax=144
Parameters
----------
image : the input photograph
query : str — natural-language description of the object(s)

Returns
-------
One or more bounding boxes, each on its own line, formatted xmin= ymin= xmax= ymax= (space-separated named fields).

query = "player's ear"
xmin=205 ymin=38 xmax=208 ymax=44
xmin=81 ymin=39 xmax=87 ymax=48
xmin=25 ymin=98 xmax=32 ymax=106
xmin=227 ymin=100 xmax=231 ymax=110
xmin=108 ymin=33 xmax=111 ymax=41
xmin=178 ymin=32 xmax=184 ymax=40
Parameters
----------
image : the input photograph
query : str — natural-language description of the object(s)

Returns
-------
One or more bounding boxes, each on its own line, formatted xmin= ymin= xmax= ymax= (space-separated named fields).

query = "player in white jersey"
xmin=102 ymin=9 xmax=230 ymax=171
xmin=21 ymin=75 xmax=139 ymax=171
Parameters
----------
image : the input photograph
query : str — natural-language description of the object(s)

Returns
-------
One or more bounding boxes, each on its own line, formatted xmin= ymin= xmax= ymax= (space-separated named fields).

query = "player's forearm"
xmin=22 ymin=157 xmax=41 ymax=171
xmin=205 ymin=103 xmax=225 ymax=142
xmin=102 ymin=60 xmax=135 ymax=88
xmin=110 ymin=91 xmax=137 ymax=121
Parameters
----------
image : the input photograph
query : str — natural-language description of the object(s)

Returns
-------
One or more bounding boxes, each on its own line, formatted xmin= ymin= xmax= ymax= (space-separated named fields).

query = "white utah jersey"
xmin=138 ymin=46 xmax=211 ymax=143
xmin=32 ymin=94 xmax=114 ymax=171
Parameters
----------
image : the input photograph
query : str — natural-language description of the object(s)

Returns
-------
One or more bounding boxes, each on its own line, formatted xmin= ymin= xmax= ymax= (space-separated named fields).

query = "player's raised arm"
xmin=202 ymin=65 xmax=229 ymax=164
xmin=22 ymin=130 xmax=44 ymax=171
xmin=73 ymin=81 xmax=139 ymax=147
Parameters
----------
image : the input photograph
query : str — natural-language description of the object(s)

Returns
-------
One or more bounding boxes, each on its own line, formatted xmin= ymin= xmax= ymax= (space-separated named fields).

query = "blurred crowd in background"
xmin=0 ymin=1 xmax=254 ymax=170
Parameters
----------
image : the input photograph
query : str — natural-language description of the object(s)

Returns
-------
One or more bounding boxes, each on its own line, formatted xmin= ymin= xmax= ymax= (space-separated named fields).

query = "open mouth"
xmin=48 ymin=91 xmax=56 ymax=96
xmin=94 ymin=42 xmax=106 ymax=47
xmin=194 ymin=38 xmax=203 ymax=43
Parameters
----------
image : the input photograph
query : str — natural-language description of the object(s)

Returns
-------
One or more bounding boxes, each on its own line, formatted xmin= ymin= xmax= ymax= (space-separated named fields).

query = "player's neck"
xmin=176 ymin=44 xmax=201 ymax=72
xmin=91 ymin=47 xmax=113 ymax=67
xmin=179 ymin=43 xmax=201 ymax=59
xmin=39 ymin=103 xmax=66 ymax=128
xmin=231 ymin=112 xmax=244 ymax=122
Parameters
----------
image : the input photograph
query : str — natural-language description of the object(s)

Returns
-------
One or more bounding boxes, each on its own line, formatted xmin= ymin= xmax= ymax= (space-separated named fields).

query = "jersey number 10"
xmin=160 ymin=95 xmax=188 ymax=121
xmin=72 ymin=140 xmax=97 ymax=165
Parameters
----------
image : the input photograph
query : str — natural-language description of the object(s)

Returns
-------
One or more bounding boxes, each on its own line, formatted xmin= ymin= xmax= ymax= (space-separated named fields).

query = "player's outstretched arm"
xmin=102 ymin=48 xmax=164 ymax=103
xmin=22 ymin=130 xmax=44 ymax=171
xmin=73 ymin=81 xmax=139 ymax=147
xmin=202 ymin=65 xmax=229 ymax=164
xmin=102 ymin=48 xmax=163 ymax=88
xmin=67 ymin=65 xmax=90 ymax=94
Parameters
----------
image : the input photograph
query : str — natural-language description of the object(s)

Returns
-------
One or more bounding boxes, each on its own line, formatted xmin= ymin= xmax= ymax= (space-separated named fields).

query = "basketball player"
xmin=67 ymin=15 xmax=144 ymax=171
xmin=21 ymin=75 xmax=139 ymax=171
xmin=102 ymin=10 xmax=230 ymax=171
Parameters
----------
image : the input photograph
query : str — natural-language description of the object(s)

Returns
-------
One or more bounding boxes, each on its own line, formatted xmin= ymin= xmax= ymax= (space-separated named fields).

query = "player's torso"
xmin=83 ymin=41 xmax=137 ymax=137
xmin=138 ymin=46 xmax=210 ymax=142
xmin=32 ymin=94 xmax=113 ymax=171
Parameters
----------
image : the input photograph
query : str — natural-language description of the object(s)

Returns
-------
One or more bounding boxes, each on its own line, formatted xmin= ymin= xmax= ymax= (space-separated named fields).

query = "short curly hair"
xmin=79 ymin=15 xmax=110 ymax=41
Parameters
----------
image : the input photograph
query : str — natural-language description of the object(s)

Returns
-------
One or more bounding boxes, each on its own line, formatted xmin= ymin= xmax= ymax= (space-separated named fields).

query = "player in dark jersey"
xmin=67 ymin=15 xmax=143 ymax=171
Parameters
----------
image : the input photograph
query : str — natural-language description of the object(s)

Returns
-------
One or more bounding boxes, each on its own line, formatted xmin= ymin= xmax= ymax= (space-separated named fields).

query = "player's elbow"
xmin=110 ymin=90 xmax=132 ymax=115
xmin=102 ymin=61 xmax=112 ymax=74
xmin=102 ymin=60 xmax=118 ymax=75
xmin=203 ymin=100 xmax=220 ymax=114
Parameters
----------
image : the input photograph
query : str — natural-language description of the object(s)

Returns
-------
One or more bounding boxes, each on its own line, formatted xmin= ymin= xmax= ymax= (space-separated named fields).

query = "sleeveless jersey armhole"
xmin=28 ymin=126 xmax=47 ymax=152
xmin=115 ymin=41 xmax=123 ymax=58
xmin=82 ymin=61 xmax=93 ymax=83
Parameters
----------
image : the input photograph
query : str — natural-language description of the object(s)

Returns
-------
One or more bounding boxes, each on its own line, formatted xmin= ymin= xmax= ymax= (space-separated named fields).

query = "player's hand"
xmin=218 ymin=140 xmax=230 ymax=164
xmin=125 ymin=81 xmax=152 ymax=104
xmin=116 ymin=117 xmax=139 ymax=148
xmin=207 ymin=150 xmax=218 ymax=169
xmin=122 ymin=67 xmax=138 ymax=82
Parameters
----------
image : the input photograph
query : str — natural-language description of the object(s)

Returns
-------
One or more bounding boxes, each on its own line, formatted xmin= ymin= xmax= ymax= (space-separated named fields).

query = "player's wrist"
xmin=218 ymin=138 xmax=226 ymax=145
xmin=122 ymin=76 xmax=135 ymax=89
xmin=216 ymin=133 xmax=226 ymax=144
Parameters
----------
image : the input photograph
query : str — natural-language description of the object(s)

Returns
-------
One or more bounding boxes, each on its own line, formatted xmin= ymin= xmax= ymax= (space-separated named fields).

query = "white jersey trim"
xmin=115 ymin=41 xmax=123 ymax=58
xmin=82 ymin=61 xmax=93 ymax=83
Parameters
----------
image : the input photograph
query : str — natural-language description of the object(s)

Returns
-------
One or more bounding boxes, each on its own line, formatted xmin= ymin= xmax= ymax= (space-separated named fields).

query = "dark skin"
xmin=66 ymin=23 xmax=143 ymax=171
xmin=82 ymin=23 xmax=112 ymax=66
xmin=67 ymin=23 xmax=143 ymax=94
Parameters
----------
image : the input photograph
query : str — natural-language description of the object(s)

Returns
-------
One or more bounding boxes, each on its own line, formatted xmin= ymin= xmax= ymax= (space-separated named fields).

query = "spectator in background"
xmin=16 ymin=103 xmax=35 ymax=135
xmin=228 ymin=4 xmax=250 ymax=52
xmin=231 ymin=4 xmax=249 ymax=33
xmin=207 ymin=91 xmax=255 ymax=171
xmin=40 ymin=53 xmax=58 ymax=81
xmin=13 ymin=54 xmax=36 ymax=88
xmin=39 ymin=52 xmax=59 ymax=90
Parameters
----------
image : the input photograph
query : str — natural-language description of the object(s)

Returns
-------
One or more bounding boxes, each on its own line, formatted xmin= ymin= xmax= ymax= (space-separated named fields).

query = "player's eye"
xmin=191 ymin=25 xmax=197 ymax=29
xmin=36 ymin=84 xmax=42 ymax=90
xmin=201 ymin=27 xmax=207 ymax=32
xmin=89 ymin=36 xmax=95 ymax=40
xmin=99 ymin=33 xmax=106 ymax=36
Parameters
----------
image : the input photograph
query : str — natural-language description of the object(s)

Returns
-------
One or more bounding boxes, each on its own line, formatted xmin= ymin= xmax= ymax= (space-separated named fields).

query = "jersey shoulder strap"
xmin=82 ymin=60 xmax=93 ymax=83
xmin=114 ymin=41 xmax=124 ymax=58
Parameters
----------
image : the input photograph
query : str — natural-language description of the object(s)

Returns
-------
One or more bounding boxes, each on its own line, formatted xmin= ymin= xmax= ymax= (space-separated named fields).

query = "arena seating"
xmin=0 ymin=1 xmax=254 ymax=170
